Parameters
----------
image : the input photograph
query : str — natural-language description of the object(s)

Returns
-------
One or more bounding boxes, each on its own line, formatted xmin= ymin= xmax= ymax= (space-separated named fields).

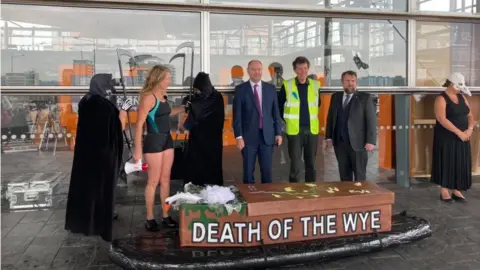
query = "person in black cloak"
xmin=182 ymin=72 xmax=225 ymax=186
xmin=65 ymin=73 xmax=132 ymax=242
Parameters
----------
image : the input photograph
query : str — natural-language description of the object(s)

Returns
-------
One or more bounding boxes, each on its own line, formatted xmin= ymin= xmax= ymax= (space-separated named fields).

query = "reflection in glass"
xmin=1 ymin=5 xmax=201 ymax=87
xmin=211 ymin=0 xmax=407 ymax=11
xmin=416 ymin=22 xmax=480 ymax=86
xmin=417 ymin=0 xmax=477 ymax=14
xmin=0 ymin=93 xmax=192 ymax=153
xmin=210 ymin=14 xmax=407 ymax=86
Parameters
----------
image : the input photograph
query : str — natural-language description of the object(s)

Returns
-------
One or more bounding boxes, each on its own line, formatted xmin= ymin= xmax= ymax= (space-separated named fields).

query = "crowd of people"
xmin=64 ymin=56 xmax=475 ymax=240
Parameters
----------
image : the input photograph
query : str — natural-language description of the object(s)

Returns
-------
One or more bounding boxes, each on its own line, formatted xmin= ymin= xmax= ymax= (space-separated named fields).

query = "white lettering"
xmin=343 ymin=213 xmax=358 ymax=233
xmin=248 ymin=222 xmax=261 ymax=243
xmin=207 ymin=223 xmax=219 ymax=243
xmin=220 ymin=223 xmax=234 ymax=243
xmin=326 ymin=214 xmax=337 ymax=234
xmin=312 ymin=215 xmax=325 ymax=236
xmin=268 ymin=220 xmax=282 ymax=240
xmin=283 ymin=218 xmax=293 ymax=239
xmin=300 ymin=216 xmax=311 ymax=237
xmin=192 ymin=223 xmax=206 ymax=243
xmin=234 ymin=223 xmax=246 ymax=243
xmin=359 ymin=212 xmax=369 ymax=231
xmin=371 ymin=210 xmax=381 ymax=229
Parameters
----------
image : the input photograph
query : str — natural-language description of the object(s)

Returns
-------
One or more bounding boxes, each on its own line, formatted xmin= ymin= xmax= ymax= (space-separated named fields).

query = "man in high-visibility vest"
xmin=278 ymin=56 xmax=321 ymax=183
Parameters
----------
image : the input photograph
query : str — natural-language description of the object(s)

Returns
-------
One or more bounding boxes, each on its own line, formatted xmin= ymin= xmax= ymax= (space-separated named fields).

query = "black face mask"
xmin=88 ymin=74 xmax=119 ymax=104
xmin=193 ymin=72 xmax=214 ymax=98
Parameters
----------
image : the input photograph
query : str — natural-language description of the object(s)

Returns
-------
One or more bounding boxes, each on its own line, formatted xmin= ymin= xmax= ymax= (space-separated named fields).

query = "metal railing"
xmin=1 ymin=86 xmax=480 ymax=95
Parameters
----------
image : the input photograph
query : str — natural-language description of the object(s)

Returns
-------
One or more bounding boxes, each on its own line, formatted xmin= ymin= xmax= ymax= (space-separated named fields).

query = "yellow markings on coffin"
xmin=305 ymin=183 xmax=317 ymax=187
xmin=326 ymin=187 xmax=339 ymax=193
xmin=284 ymin=187 xmax=294 ymax=192
xmin=272 ymin=194 xmax=281 ymax=198
xmin=354 ymin=182 xmax=362 ymax=186
xmin=349 ymin=190 xmax=371 ymax=194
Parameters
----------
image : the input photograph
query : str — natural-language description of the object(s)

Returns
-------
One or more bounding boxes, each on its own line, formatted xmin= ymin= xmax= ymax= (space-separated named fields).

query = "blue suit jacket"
xmin=233 ymin=81 xmax=282 ymax=146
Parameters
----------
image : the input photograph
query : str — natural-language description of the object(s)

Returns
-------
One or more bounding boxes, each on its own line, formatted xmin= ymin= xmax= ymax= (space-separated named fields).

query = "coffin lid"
xmin=235 ymin=182 xmax=395 ymax=217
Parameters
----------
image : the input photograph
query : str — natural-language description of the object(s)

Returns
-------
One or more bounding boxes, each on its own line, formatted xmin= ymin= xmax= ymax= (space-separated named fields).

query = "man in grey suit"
xmin=325 ymin=70 xmax=377 ymax=181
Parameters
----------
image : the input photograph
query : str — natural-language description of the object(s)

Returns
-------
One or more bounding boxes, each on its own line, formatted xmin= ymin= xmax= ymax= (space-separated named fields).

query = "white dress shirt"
xmin=342 ymin=92 xmax=352 ymax=107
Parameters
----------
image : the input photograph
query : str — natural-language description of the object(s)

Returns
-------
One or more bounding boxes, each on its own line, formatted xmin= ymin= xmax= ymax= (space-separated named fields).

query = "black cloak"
xmin=65 ymin=74 xmax=124 ymax=242
xmin=183 ymin=72 xmax=225 ymax=186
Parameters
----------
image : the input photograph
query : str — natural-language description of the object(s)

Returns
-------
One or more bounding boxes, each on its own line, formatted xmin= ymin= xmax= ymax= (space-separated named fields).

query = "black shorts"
xmin=143 ymin=133 xmax=174 ymax=154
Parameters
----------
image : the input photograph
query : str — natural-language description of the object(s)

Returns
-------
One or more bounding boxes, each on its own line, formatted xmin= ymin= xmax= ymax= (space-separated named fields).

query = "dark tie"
xmin=343 ymin=94 xmax=351 ymax=108
xmin=254 ymin=84 xmax=263 ymax=129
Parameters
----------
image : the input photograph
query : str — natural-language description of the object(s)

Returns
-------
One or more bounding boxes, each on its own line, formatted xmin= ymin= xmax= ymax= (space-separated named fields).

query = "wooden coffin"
xmin=179 ymin=181 xmax=395 ymax=247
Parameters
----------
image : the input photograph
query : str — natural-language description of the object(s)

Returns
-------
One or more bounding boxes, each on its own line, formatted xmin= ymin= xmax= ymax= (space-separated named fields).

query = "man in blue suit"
xmin=233 ymin=60 xmax=283 ymax=184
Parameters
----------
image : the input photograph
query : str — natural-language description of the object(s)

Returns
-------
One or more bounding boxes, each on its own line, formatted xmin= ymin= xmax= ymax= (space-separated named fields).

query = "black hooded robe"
xmin=65 ymin=74 xmax=124 ymax=242
xmin=183 ymin=72 xmax=225 ymax=186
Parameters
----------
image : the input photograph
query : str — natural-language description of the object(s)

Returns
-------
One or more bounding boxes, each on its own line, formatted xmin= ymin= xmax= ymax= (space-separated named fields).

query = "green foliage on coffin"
xmin=182 ymin=203 xmax=247 ymax=231
xmin=180 ymin=183 xmax=248 ymax=231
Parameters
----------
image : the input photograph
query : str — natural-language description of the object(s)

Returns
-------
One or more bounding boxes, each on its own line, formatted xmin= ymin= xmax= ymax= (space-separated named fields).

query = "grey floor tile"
xmin=19 ymin=210 xmax=54 ymax=224
xmin=1 ymin=236 xmax=35 ymax=255
xmin=51 ymin=245 xmax=95 ymax=270
xmin=37 ymin=223 xmax=69 ymax=237
xmin=7 ymin=222 xmax=46 ymax=237
xmin=47 ymin=209 xmax=66 ymax=224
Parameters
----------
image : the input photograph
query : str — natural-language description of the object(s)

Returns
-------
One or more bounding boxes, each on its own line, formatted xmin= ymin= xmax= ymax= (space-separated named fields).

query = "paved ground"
xmin=2 ymin=144 xmax=480 ymax=269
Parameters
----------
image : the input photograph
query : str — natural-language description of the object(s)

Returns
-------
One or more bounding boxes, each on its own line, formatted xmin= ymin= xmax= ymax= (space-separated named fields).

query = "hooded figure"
xmin=65 ymin=74 xmax=126 ymax=242
xmin=182 ymin=72 xmax=225 ymax=186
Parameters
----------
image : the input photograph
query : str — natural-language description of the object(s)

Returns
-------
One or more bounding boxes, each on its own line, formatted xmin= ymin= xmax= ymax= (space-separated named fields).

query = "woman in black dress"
xmin=432 ymin=73 xmax=476 ymax=202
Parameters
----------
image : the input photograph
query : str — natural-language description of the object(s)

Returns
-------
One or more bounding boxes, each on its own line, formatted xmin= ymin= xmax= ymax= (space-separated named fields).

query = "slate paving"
xmin=1 ymin=144 xmax=480 ymax=269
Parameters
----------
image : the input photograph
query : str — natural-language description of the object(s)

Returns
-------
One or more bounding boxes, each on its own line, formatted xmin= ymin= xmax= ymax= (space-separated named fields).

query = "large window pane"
xmin=210 ymin=14 xmax=407 ymax=87
xmin=211 ymin=0 xmax=407 ymax=11
xmin=1 ymin=5 xmax=201 ymax=87
xmin=416 ymin=22 xmax=480 ymax=86
xmin=417 ymin=0 xmax=478 ymax=14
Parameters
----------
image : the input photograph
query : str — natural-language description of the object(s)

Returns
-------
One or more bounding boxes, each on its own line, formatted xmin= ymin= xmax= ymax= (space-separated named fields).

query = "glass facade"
xmin=417 ymin=0 xmax=477 ymax=13
xmin=416 ymin=22 xmax=480 ymax=86
xmin=211 ymin=0 xmax=408 ymax=11
xmin=1 ymin=5 xmax=201 ymax=87
xmin=210 ymin=15 xmax=407 ymax=86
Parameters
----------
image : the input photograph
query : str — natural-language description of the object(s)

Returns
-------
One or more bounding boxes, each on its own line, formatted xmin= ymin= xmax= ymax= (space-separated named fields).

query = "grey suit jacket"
xmin=325 ymin=91 xmax=377 ymax=151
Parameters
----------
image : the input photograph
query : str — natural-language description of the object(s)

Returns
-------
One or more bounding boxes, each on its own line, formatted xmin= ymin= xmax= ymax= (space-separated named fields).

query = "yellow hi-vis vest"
xmin=283 ymin=78 xmax=321 ymax=135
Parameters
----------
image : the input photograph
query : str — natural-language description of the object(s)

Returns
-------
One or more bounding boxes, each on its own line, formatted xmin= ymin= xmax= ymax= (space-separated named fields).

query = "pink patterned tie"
xmin=254 ymin=84 xmax=263 ymax=129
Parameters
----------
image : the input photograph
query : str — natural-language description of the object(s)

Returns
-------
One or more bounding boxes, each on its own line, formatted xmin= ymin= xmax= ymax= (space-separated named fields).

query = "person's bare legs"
xmin=159 ymin=149 xmax=174 ymax=218
xmin=440 ymin=187 xmax=451 ymax=200
xmin=159 ymin=148 xmax=178 ymax=228
xmin=144 ymin=152 xmax=163 ymax=220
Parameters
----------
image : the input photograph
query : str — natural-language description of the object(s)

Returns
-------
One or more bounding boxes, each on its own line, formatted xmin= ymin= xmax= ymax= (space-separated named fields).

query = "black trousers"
xmin=287 ymin=127 xmax=318 ymax=182
xmin=333 ymin=140 xmax=368 ymax=181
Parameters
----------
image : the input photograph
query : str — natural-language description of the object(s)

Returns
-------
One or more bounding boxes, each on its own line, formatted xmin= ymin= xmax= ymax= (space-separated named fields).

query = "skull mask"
xmin=446 ymin=73 xmax=471 ymax=96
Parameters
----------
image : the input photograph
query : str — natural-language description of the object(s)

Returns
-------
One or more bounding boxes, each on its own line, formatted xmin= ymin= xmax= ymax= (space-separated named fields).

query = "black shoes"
xmin=145 ymin=217 xmax=178 ymax=232
xmin=439 ymin=194 xmax=467 ymax=203
xmin=452 ymin=193 xmax=467 ymax=203
xmin=161 ymin=216 xmax=179 ymax=228
xmin=440 ymin=194 xmax=454 ymax=203
xmin=145 ymin=219 xmax=160 ymax=232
